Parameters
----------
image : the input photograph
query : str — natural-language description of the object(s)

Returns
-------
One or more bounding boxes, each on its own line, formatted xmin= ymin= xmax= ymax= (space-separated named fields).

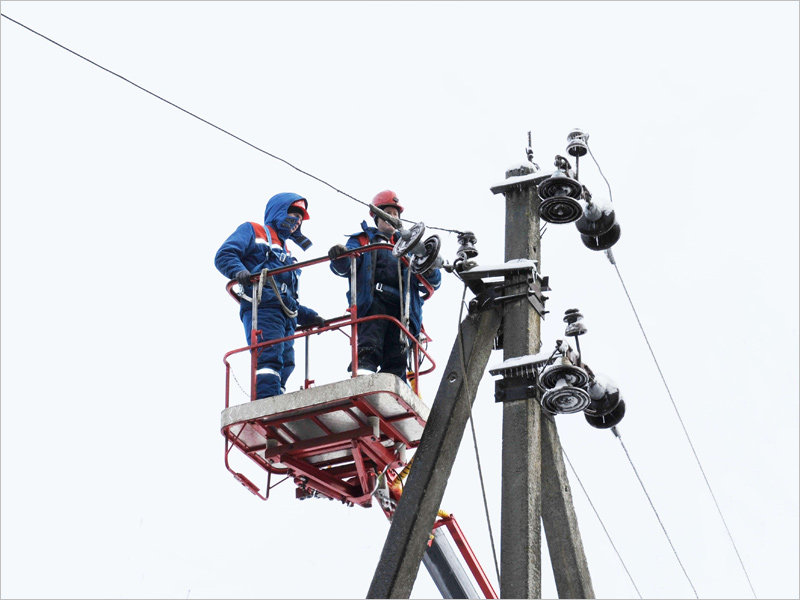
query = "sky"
xmin=1 ymin=2 xmax=798 ymax=599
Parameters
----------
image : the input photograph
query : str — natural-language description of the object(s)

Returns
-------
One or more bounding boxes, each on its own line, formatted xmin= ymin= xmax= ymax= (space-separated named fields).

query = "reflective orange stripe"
xmin=250 ymin=222 xmax=285 ymax=250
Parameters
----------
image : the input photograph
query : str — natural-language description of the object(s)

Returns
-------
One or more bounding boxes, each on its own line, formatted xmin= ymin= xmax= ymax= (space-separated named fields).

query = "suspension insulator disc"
xmin=575 ymin=208 xmax=616 ymax=236
xmin=410 ymin=235 xmax=442 ymax=274
xmin=585 ymin=399 xmax=626 ymax=429
xmin=542 ymin=385 xmax=591 ymax=414
xmin=538 ymin=173 xmax=582 ymax=200
xmin=392 ymin=221 xmax=426 ymax=258
xmin=580 ymin=221 xmax=621 ymax=251
xmin=565 ymin=321 xmax=588 ymax=336
xmin=541 ymin=364 xmax=589 ymax=389
xmin=583 ymin=388 xmax=621 ymax=417
xmin=567 ymin=139 xmax=588 ymax=157
xmin=539 ymin=196 xmax=583 ymax=224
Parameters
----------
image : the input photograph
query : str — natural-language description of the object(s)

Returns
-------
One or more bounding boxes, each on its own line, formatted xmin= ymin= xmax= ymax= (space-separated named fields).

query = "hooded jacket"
xmin=329 ymin=220 xmax=441 ymax=337
xmin=215 ymin=192 xmax=317 ymax=324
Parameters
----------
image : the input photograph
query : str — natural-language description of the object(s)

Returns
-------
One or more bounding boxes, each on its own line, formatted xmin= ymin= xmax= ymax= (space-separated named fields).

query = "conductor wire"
xmin=612 ymin=426 xmax=698 ymax=598
xmin=457 ymin=282 xmax=501 ymax=585
xmin=611 ymin=259 xmax=758 ymax=599
xmin=561 ymin=448 xmax=642 ymax=599
xmin=1 ymin=12 xmax=463 ymax=235
xmin=589 ymin=142 xmax=758 ymax=599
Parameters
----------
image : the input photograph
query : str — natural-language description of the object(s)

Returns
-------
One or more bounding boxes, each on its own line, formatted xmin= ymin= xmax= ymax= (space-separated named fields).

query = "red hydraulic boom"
xmin=219 ymin=245 xmax=497 ymax=598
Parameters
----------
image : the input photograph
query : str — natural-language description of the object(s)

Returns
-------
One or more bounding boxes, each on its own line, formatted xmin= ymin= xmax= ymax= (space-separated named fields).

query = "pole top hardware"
xmin=489 ymin=169 xmax=552 ymax=196
xmin=459 ymin=259 xmax=550 ymax=317
xmin=489 ymin=340 xmax=579 ymax=404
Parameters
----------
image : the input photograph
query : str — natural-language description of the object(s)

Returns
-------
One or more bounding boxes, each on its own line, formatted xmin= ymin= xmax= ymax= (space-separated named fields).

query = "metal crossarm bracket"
xmin=460 ymin=259 xmax=550 ymax=317
xmin=494 ymin=376 xmax=538 ymax=403
xmin=488 ymin=341 xmax=582 ymax=404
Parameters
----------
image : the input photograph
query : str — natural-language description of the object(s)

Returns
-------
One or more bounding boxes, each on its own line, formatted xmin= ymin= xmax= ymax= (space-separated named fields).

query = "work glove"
xmin=328 ymin=244 xmax=348 ymax=261
xmin=235 ymin=270 xmax=253 ymax=286
xmin=306 ymin=314 xmax=326 ymax=327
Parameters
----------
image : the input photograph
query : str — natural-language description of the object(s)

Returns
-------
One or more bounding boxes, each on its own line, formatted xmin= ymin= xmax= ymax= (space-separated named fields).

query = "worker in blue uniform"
xmin=328 ymin=190 xmax=441 ymax=381
xmin=215 ymin=192 xmax=324 ymax=399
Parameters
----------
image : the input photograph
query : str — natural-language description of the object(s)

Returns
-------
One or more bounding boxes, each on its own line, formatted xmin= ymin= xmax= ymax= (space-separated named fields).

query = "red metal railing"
xmin=219 ymin=246 xmax=498 ymax=598
xmin=222 ymin=243 xmax=437 ymax=406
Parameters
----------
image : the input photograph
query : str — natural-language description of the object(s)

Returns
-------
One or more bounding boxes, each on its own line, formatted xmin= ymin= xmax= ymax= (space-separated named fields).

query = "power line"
xmin=586 ymin=140 xmax=613 ymax=204
xmin=0 ymin=12 xmax=462 ymax=235
xmin=456 ymin=281 xmax=501 ymax=585
xmin=610 ymin=258 xmax=759 ymax=599
xmin=561 ymin=448 xmax=643 ymax=599
xmin=587 ymin=142 xmax=757 ymax=599
xmin=612 ymin=427 xmax=699 ymax=599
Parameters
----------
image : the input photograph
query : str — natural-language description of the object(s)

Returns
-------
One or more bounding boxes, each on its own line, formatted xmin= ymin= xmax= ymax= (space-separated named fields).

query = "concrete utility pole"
xmin=498 ymin=163 xmax=545 ymax=598
xmin=367 ymin=307 xmax=502 ymax=599
xmin=495 ymin=163 xmax=594 ymax=599
xmin=368 ymin=159 xmax=594 ymax=600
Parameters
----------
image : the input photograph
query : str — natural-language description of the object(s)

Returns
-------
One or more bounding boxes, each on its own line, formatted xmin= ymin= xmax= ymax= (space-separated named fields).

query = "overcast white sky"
xmin=2 ymin=2 xmax=798 ymax=599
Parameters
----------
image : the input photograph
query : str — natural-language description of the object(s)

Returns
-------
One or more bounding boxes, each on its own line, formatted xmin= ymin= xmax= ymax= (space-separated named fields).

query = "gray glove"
xmin=328 ymin=244 xmax=348 ymax=260
xmin=306 ymin=314 xmax=326 ymax=327
xmin=235 ymin=270 xmax=253 ymax=286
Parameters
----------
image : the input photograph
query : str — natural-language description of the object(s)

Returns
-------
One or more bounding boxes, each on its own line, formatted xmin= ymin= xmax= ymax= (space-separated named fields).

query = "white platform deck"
xmin=221 ymin=373 xmax=430 ymax=466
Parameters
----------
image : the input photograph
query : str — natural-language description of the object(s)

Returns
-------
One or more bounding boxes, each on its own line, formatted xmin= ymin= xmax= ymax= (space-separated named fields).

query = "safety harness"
xmin=250 ymin=222 xmax=298 ymax=319
xmin=359 ymin=231 xmax=413 ymax=353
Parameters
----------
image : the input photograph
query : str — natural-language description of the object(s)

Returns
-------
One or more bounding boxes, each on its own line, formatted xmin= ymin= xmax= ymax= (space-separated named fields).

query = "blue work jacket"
xmin=215 ymin=192 xmax=317 ymax=325
xmin=329 ymin=221 xmax=441 ymax=337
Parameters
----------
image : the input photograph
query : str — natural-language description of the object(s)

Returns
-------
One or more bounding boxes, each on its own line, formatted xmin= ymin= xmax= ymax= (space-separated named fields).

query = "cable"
xmin=611 ymin=259 xmax=759 ymax=599
xmin=585 ymin=141 xmax=613 ymax=203
xmin=561 ymin=448 xmax=643 ymax=599
xmin=612 ymin=427 xmax=699 ymax=599
xmin=585 ymin=141 xmax=758 ymax=599
xmin=230 ymin=368 xmax=251 ymax=400
xmin=1 ymin=12 xmax=463 ymax=236
xmin=456 ymin=282 xmax=501 ymax=584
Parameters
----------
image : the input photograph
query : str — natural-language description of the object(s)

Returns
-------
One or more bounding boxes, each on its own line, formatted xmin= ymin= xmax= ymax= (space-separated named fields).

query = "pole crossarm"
xmin=367 ymin=306 xmax=502 ymax=599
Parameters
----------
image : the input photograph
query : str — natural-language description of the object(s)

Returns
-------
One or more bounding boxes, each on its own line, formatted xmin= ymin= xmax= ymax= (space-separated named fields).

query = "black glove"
xmin=328 ymin=244 xmax=348 ymax=261
xmin=307 ymin=314 xmax=326 ymax=327
xmin=235 ymin=270 xmax=252 ymax=286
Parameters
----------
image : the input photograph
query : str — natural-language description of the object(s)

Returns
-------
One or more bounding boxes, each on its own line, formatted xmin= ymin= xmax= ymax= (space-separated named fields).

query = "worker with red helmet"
xmin=328 ymin=190 xmax=442 ymax=380
xmin=215 ymin=192 xmax=325 ymax=399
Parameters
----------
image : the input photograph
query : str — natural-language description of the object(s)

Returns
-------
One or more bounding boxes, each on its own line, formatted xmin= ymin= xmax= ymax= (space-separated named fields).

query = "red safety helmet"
xmin=370 ymin=190 xmax=404 ymax=218
xmin=288 ymin=198 xmax=310 ymax=220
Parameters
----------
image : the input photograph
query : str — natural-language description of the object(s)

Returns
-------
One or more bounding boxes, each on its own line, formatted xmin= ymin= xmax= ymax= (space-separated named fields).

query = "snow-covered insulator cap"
xmin=580 ymin=221 xmax=621 ymax=251
xmin=537 ymin=169 xmax=584 ymax=224
xmin=563 ymin=308 xmax=587 ymax=337
xmin=540 ymin=357 xmax=589 ymax=389
xmin=566 ymin=129 xmax=589 ymax=158
xmin=585 ymin=399 xmax=626 ymax=429
xmin=456 ymin=231 xmax=478 ymax=261
xmin=584 ymin=377 xmax=622 ymax=418
xmin=541 ymin=383 xmax=590 ymax=414
xmin=575 ymin=200 xmax=617 ymax=237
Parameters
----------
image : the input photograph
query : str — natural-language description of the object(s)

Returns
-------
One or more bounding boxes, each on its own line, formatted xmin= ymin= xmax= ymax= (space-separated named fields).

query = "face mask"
xmin=279 ymin=213 xmax=302 ymax=232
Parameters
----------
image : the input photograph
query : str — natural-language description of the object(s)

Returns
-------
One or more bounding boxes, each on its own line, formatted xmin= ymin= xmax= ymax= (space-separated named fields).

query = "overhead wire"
xmin=561 ymin=448 xmax=643 ymax=599
xmin=6 ymin=12 xmax=758 ymax=594
xmin=455 ymin=280 xmax=502 ymax=585
xmin=587 ymin=141 xmax=758 ymax=599
xmin=0 ymin=12 xmax=462 ymax=236
xmin=610 ymin=257 xmax=758 ymax=599
xmin=612 ymin=427 xmax=699 ymax=598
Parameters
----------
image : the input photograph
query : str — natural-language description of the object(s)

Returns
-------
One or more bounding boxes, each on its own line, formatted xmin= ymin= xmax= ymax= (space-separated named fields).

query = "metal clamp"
xmin=459 ymin=259 xmax=550 ymax=316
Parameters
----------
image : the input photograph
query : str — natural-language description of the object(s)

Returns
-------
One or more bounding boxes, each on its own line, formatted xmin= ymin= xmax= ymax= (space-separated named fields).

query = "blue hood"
xmin=264 ymin=192 xmax=312 ymax=250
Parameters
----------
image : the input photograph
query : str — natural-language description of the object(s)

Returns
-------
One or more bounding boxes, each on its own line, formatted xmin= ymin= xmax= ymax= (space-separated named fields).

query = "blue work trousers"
xmin=242 ymin=300 xmax=296 ymax=399
xmin=356 ymin=292 xmax=407 ymax=381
